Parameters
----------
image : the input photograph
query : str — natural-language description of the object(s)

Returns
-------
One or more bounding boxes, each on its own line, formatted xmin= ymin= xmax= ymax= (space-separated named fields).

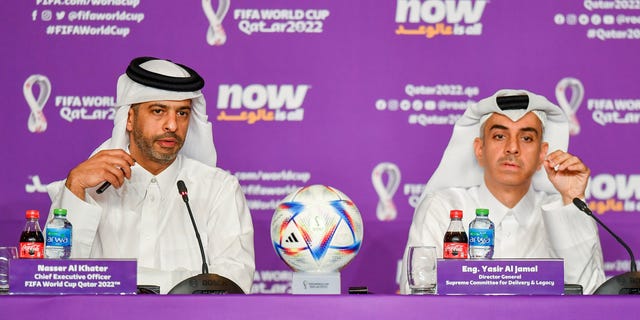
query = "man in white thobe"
xmin=47 ymin=57 xmax=255 ymax=294
xmin=399 ymin=89 xmax=605 ymax=294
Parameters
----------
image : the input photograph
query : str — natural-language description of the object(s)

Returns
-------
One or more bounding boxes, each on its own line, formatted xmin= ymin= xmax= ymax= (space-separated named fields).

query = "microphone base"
xmin=168 ymin=273 xmax=245 ymax=294
xmin=594 ymin=271 xmax=640 ymax=295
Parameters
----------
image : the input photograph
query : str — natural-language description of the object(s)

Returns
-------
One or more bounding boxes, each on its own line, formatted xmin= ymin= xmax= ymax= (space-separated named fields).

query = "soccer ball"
xmin=271 ymin=185 xmax=364 ymax=273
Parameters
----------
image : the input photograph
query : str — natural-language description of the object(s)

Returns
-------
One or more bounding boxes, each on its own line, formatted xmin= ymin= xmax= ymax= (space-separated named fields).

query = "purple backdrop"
xmin=3 ymin=0 xmax=640 ymax=294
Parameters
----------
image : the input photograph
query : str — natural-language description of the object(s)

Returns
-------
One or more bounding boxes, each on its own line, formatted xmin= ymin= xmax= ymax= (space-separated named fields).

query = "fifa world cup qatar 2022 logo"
xmin=23 ymin=74 xmax=51 ymax=133
xmin=202 ymin=0 xmax=230 ymax=46
xmin=555 ymin=77 xmax=584 ymax=136
xmin=371 ymin=162 xmax=401 ymax=221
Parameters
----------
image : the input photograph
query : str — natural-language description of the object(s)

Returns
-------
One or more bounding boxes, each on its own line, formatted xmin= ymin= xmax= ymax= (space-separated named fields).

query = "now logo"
xmin=395 ymin=0 xmax=487 ymax=24
xmin=586 ymin=174 xmax=640 ymax=200
xmin=217 ymin=84 xmax=311 ymax=110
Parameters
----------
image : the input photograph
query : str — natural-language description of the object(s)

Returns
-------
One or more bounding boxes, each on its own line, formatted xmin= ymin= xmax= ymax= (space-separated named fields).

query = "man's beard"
xmin=132 ymin=127 xmax=184 ymax=165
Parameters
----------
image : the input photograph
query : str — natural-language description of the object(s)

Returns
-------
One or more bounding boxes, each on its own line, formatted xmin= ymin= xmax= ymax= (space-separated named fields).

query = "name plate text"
xmin=437 ymin=259 xmax=564 ymax=295
xmin=9 ymin=259 xmax=137 ymax=295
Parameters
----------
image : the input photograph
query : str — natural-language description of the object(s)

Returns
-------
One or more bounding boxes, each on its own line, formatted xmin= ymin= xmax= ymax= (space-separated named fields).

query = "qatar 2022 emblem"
xmin=202 ymin=0 xmax=230 ymax=46
xmin=371 ymin=162 xmax=401 ymax=221
xmin=555 ymin=77 xmax=584 ymax=136
xmin=23 ymin=74 xmax=51 ymax=133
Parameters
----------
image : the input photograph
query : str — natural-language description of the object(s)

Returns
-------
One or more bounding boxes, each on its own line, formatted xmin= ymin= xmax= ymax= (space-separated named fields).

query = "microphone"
xmin=572 ymin=198 xmax=636 ymax=272
xmin=96 ymin=161 xmax=135 ymax=194
xmin=168 ymin=180 xmax=245 ymax=294
xmin=572 ymin=198 xmax=640 ymax=294
xmin=96 ymin=181 xmax=112 ymax=194
xmin=177 ymin=180 xmax=189 ymax=202
xmin=177 ymin=180 xmax=207 ymax=274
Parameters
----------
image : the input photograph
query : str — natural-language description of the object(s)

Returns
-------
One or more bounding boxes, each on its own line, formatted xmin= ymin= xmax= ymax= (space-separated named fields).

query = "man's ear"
xmin=126 ymin=107 xmax=135 ymax=132
xmin=473 ymin=137 xmax=484 ymax=167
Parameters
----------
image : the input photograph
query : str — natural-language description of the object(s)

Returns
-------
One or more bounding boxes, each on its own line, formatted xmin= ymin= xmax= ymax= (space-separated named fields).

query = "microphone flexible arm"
xmin=169 ymin=180 xmax=245 ymax=294
xmin=178 ymin=180 xmax=209 ymax=274
xmin=573 ymin=198 xmax=637 ymax=272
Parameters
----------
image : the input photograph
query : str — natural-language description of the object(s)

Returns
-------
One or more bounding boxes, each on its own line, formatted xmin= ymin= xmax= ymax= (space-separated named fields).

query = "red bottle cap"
xmin=25 ymin=209 xmax=40 ymax=219
xmin=450 ymin=210 xmax=463 ymax=219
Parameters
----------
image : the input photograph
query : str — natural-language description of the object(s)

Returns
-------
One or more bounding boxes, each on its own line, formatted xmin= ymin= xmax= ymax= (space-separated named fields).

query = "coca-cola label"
xmin=443 ymin=242 xmax=468 ymax=259
xmin=19 ymin=242 xmax=44 ymax=259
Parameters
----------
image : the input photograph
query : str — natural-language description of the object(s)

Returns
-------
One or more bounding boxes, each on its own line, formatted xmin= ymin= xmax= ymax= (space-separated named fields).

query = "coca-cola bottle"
xmin=19 ymin=209 xmax=44 ymax=259
xmin=443 ymin=209 xmax=468 ymax=259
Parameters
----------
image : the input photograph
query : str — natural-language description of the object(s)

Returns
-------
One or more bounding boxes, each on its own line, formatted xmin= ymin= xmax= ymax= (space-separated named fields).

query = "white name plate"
xmin=291 ymin=272 xmax=340 ymax=295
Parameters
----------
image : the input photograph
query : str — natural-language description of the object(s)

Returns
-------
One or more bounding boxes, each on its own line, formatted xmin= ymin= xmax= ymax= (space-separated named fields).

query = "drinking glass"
xmin=407 ymin=246 xmax=437 ymax=294
xmin=0 ymin=247 xmax=18 ymax=292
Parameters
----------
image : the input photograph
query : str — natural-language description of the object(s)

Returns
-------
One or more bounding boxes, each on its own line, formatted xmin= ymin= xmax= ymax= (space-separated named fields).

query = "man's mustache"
xmin=499 ymin=155 xmax=522 ymax=166
xmin=154 ymin=133 xmax=183 ymax=144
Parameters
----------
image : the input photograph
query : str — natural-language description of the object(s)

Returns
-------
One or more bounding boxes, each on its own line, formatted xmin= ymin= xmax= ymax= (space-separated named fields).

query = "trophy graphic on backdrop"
xmin=23 ymin=74 xmax=51 ymax=133
xmin=555 ymin=77 xmax=584 ymax=136
xmin=202 ymin=0 xmax=230 ymax=46
xmin=372 ymin=162 xmax=401 ymax=221
xmin=271 ymin=185 xmax=364 ymax=294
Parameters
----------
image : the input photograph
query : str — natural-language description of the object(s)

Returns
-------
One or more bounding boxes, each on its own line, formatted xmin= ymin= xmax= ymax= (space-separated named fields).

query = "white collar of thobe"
xmin=477 ymin=181 xmax=537 ymax=227
xmin=120 ymin=154 xmax=182 ymax=200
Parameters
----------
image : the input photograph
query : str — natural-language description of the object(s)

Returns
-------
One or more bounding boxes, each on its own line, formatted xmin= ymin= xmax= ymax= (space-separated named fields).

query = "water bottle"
xmin=469 ymin=208 xmax=494 ymax=259
xmin=443 ymin=210 xmax=468 ymax=259
xmin=44 ymin=208 xmax=72 ymax=259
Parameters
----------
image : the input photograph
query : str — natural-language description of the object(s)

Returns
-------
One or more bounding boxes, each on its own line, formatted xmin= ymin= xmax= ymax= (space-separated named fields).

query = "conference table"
xmin=0 ymin=294 xmax=637 ymax=319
